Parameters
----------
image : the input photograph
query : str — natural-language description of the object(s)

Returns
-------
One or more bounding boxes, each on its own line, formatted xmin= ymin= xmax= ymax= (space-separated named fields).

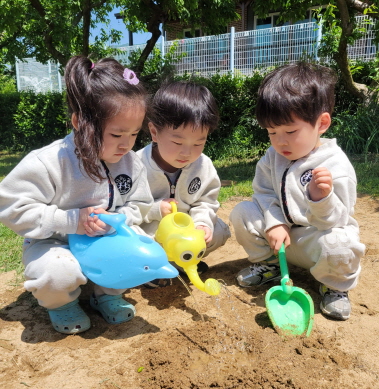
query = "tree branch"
xmin=335 ymin=0 xmax=367 ymax=99
xmin=28 ymin=0 xmax=66 ymax=65
xmin=346 ymin=0 xmax=379 ymax=18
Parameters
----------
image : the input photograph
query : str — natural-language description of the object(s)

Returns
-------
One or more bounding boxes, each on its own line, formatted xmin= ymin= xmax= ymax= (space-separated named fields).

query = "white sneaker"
xmin=236 ymin=262 xmax=281 ymax=287
xmin=319 ymin=284 xmax=351 ymax=320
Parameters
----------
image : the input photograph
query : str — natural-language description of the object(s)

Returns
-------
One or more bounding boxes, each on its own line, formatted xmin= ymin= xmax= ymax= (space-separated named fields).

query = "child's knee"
xmin=320 ymin=229 xmax=365 ymax=274
xmin=229 ymin=201 xmax=249 ymax=227
xmin=24 ymin=247 xmax=86 ymax=293
xmin=205 ymin=219 xmax=231 ymax=254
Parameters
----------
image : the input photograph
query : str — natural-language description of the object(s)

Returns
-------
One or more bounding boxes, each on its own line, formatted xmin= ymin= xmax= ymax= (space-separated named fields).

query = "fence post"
xmin=58 ymin=64 xmax=62 ymax=92
xmin=229 ymin=26 xmax=235 ymax=75
xmin=315 ymin=19 xmax=323 ymax=62
xmin=48 ymin=61 xmax=53 ymax=92
xmin=161 ymin=25 xmax=165 ymax=57
xmin=15 ymin=60 xmax=20 ymax=91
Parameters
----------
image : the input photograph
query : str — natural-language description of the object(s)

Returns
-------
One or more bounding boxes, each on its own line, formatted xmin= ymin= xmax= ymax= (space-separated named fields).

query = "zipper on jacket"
xmin=164 ymin=170 xmax=182 ymax=198
xmin=280 ymin=161 xmax=295 ymax=224
xmin=101 ymin=161 xmax=114 ymax=211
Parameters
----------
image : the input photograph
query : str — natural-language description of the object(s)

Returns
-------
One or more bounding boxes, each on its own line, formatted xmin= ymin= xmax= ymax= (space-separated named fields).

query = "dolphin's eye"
xmin=180 ymin=251 xmax=194 ymax=261
xmin=144 ymin=266 xmax=149 ymax=271
xmin=197 ymin=250 xmax=205 ymax=259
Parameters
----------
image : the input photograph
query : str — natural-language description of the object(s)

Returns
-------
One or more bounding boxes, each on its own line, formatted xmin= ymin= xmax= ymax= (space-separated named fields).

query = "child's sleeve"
xmin=143 ymin=199 xmax=163 ymax=223
xmin=252 ymin=156 xmax=289 ymax=231
xmin=0 ymin=154 xmax=79 ymax=238
xmin=189 ymin=171 xmax=220 ymax=232
xmin=115 ymin=163 xmax=153 ymax=226
xmin=305 ymin=174 xmax=357 ymax=230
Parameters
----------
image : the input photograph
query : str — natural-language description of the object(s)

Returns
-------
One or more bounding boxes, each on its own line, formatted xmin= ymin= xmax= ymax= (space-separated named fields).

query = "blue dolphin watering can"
xmin=68 ymin=213 xmax=178 ymax=289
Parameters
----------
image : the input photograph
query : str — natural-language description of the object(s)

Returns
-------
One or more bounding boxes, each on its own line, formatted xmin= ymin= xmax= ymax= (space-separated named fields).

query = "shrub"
xmin=12 ymin=91 xmax=68 ymax=151
xmin=0 ymin=92 xmax=20 ymax=150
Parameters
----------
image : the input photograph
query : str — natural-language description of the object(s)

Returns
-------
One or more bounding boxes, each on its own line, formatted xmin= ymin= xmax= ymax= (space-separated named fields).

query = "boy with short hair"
xmin=230 ymin=62 xmax=365 ymax=320
xmin=137 ymin=80 xmax=231 ymax=288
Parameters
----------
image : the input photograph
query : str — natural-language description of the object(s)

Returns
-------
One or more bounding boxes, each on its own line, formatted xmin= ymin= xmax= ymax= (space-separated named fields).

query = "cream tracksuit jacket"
xmin=230 ymin=138 xmax=365 ymax=291
xmin=136 ymin=143 xmax=230 ymax=250
xmin=0 ymin=132 xmax=153 ymax=309
xmin=0 ymin=132 xmax=153 ymax=240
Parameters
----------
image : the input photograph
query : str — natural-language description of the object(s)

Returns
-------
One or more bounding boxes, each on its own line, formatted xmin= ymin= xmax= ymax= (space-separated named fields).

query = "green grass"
xmin=0 ymin=152 xmax=25 ymax=273
xmin=215 ymin=154 xmax=379 ymax=201
xmin=0 ymin=224 xmax=23 ymax=273
xmin=214 ymin=157 xmax=258 ymax=202
xmin=1 ymin=152 xmax=379 ymax=275
xmin=0 ymin=151 xmax=26 ymax=180
xmin=350 ymin=154 xmax=379 ymax=198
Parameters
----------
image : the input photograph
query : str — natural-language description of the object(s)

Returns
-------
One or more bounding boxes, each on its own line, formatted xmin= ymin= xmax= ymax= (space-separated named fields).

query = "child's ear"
xmin=148 ymin=122 xmax=158 ymax=142
xmin=318 ymin=112 xmax=331 ymax=135
xmin=71 ymin=113 xmax=78 ymax=131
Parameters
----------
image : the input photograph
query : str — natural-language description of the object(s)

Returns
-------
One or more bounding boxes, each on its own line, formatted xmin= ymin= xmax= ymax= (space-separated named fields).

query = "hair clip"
xmin=123 ymin=68 xmax=139 ymax=85
xmin=90 ymin=62 xmax=95 ymax=70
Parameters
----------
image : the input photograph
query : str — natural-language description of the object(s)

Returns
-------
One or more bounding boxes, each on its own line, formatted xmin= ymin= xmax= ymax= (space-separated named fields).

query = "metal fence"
xmin=15 ymin=15 xmax=378 ymax=92
xmin=115 ymin=24 xmax=320 ymax=75
xmin=15 ymin=58 xmax=63 ymax=93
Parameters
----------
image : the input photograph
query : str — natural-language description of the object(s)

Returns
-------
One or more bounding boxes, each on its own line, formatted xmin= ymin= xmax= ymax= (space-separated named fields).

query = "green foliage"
xmin=327 ymin=94 xmax=379 ymax=160
xmin=0 ymin=0 xmax=239 ymax=72
xmin=175 ymin=71 xmax=269 ymax=160
xmin=119 ymin=0 xmax=239 ymax=37
xmin=0 ymin=0 xmax=129 ymax=66
xmin=351 ymin=155 xmax=379 ymax=198
xmin=0 ymin=92 xmax=21 ymax=150
xmin=2 ymin=91 xmax=69 ymax=152
xmin=124 ymin=42 xmax=187 ymax=92
xmin=0 ymin=74 xmax=16 ymax=93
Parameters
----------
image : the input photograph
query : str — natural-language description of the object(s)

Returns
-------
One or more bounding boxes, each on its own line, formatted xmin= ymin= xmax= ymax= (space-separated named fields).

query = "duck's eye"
xmin=144 ymin=266 xmax=149 ymax=271
xmin=180 ymin=251 xmax=194 ymax=261
xmin=197 ymin=250 xmax=205 ymax=259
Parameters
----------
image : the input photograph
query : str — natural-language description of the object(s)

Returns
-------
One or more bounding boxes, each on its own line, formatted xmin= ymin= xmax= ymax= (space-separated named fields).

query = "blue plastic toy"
xmin=68 ymin=213 xmax=178 ymax=289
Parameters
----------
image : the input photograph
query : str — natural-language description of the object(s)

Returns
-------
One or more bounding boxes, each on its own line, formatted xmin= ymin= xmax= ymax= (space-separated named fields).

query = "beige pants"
xmin=22 ymin=225 xmax=147 ymax=309
xmin=230 ymin=201 xmax=365 ymax=291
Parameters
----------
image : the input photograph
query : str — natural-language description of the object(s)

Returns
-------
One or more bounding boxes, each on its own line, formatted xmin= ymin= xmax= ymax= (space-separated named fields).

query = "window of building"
xmin=183 ymin=28 xmax=202 ymax=38
xmin=249 ymin=5 xmax=326 ymax=31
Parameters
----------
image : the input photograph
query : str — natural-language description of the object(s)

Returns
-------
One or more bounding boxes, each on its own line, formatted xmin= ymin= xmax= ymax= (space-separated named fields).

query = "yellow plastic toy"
xmin=156 ymin=202 xmax=221 ymax=296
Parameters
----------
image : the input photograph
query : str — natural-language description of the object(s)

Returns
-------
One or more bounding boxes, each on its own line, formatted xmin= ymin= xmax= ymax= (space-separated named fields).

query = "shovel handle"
xmin=278 ymin=244 xmax=289 ymax=278
xmin=278 ymin=243 xmax=293 ymax=294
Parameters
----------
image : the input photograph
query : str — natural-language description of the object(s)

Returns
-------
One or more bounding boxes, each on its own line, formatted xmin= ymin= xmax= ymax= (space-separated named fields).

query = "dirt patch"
xmin=1 ymin=195 xmax=379 ymax=388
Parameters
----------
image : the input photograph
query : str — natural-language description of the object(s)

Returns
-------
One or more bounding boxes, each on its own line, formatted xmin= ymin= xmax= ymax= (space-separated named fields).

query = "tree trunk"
xmin=134 ymin=10 xmax=163 ymax=75
xmin=335 ymin=0 xmax=367 ymax=99
xmin=82 ymin=0 xmax=92 ymax=58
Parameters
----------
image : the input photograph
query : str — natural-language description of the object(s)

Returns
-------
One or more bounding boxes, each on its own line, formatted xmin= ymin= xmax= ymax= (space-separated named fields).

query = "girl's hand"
xmin=266 ymin=224 xmax=290 ymax=254
xmin=77 ymin=208 xmax=111 ymax=237
xmin=76 ymin=207 xmax=94 ymax=235
xmin=308 ymin=167 xmax=333 ymax=202
xmin=160 ymin=199 xmax=178 ymax=218
xmin=196 ymin=225 xmax=213 ymax=244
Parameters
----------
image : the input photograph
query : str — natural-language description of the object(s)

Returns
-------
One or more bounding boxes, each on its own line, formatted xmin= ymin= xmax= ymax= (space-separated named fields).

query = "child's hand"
xmin=196 ymin=225 xmax=213 ymax=244
xmin=160 ymin=199 xmax=178 ymax=218
xmin=87 ymin=208 xmax=112 ymax=236
xmin=266 ymin=224 xmax=290 ymax=254
xmin=77 ymin=208 xmax=111 ymax=237
xmin=76 ymin=207 xmax=94 ymax=235
xmin=308 ymin=167 xmax=333 ymax=202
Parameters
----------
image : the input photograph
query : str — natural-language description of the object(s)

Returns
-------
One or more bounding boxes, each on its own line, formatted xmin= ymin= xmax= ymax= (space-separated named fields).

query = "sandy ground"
xmin=0 ymin=195 xmax=379 ymax=389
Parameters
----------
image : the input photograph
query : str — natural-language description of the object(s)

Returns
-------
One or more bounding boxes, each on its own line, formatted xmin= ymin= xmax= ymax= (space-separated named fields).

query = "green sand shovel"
xmin=265 ymin=244 xmax=314 ymax=337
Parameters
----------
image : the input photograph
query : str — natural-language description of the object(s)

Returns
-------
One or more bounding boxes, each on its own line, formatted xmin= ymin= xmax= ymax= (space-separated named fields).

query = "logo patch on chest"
xmin=188 ymin=177 xmax=201 ymax=194
xmin=115 ymin=174 xmax=132 ymax=195
xmin=300 ymin=169 xmax=313 ymax=186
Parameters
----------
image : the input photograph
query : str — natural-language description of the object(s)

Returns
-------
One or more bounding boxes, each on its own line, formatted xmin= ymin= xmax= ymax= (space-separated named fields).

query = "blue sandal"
xmin=90 ymin=294 xmax=136 ymax=324
xmin=47 ymin=299 xmax=91 ymax=334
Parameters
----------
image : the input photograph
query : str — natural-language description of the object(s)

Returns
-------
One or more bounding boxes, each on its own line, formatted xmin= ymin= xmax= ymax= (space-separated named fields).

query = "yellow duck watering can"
xmin=156 ymin=202 xmax=221 ymax=296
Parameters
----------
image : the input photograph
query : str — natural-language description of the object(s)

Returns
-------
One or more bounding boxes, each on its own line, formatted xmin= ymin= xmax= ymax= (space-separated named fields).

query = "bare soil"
xmin=1 ymin=195 xmax=379 ymax=389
